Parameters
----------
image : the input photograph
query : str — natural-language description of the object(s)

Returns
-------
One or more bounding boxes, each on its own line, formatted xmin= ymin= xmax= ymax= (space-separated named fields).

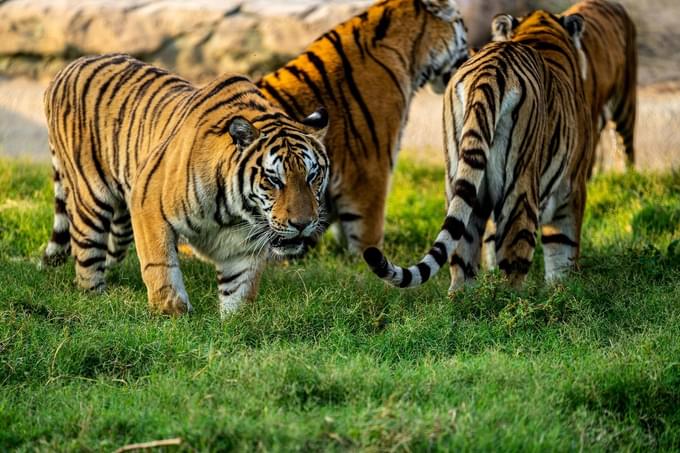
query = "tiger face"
xmin=225 ymin=108 xmax=330 ymax=257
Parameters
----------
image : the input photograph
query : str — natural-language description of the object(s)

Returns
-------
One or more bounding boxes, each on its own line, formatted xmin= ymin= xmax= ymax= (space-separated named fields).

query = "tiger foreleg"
xmin=216 ymin=257 xmax=265 ymax=318
xmin=131 ymin=206 xmax=192 ymax=315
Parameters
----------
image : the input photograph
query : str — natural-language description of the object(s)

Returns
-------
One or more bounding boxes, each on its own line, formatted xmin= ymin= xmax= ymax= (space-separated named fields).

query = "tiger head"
xmin=491 ymin=10 xmax=588 ymax=80
xmin=367 ymin=0 xmax=469 ymax=93
xmin=225 ymin=108 xmax=330 ymax=257
xmin=187 ymin=80 xmax=330 ymax=257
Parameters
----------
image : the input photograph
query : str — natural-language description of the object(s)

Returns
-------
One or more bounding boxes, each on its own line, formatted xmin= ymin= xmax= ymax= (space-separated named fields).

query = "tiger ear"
xmin=421 ymin=0 xmax=459 ymax=22
xmin=560 ymin=14 xmax=588 ymax=80
xmin=559 ymin=13 xmax=585 ymax=42
xmin=492 ymin=14 xmax=518 ymax=42
xmin=301 ymin=107 xmax=329 ymax=141
xmin=229 ymin=117 xmax=260 ymax=150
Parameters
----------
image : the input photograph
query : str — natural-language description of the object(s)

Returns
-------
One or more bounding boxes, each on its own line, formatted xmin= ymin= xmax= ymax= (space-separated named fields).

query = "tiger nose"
xmin=289 ymin=218 xmax=313 ymax=234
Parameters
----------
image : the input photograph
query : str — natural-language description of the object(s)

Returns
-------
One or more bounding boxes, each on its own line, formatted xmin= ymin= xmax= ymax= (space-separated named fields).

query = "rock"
xmin=0 ymin=0 xmax=370 ymax=82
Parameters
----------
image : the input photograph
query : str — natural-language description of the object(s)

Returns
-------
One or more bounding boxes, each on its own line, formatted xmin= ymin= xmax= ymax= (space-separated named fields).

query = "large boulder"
xmin=0 ymin=0 xmax=373 ymax=82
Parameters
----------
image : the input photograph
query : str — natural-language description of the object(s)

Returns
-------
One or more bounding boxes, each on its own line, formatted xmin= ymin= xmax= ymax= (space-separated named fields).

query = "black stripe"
xmin=462 ymin=149 xmax=487 ymax=169
xmin=282 ymin=65 xmax=326 ymax=108
xmin=107 ymin=248 xmax=127 ymax=259
xmin=450 ymin=254 xmax=475 ymax=278
xmin=363 ymin=247 xmax=389 ymax=277
xmin=71 ymin=236 xmax=107 ymax=250
xmin=510 ymin=229 xmax=536 ymax=248
xmin=416 ymin=262 xmax=431 ymax=283
xmin=372 ymin=8 xmax=392 ymax=46
xmin=325 ymin=31 xmax=380 ymax=151
xmin=201 ymin=88 xmax=263 ymax=118
xmin=51 ymin=229 xmax=70 ymax=244
xmin=541 ymin=233 xmax=578 ymax=247
xmin=443 ymin=216 xmax=465 ymax=240
xmin=194 ymin=76 xmax=251 ymax=110
xmin=429 ymin=241 xmax=447 ymax=266
xmin=260 ymin=81 xmax=298 ymax=118
xmin=339 ymin=212 xmax=362 ymax=222
xmin=399 ymin=268 xmax=413 ymax=288
xmin=218 ymin=271 xmax=244 ymax=286
xmin=304 ymin=51 xmax=338 ymax=106
xmin=55 ymin=197 xmax=67 ymax=214
xmin=454 ymin=180 xmax=477 ymax=207
xmin=76 ymin=255 xmax=106 ymax=268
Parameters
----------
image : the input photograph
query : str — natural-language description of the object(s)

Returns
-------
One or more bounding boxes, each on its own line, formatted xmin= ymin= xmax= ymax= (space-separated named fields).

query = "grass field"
xmin=1 ymin=157 xmax=679 ymax=451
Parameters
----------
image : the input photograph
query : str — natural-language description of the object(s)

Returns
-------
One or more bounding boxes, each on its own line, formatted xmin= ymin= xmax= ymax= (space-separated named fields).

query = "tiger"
xmin=42 ymin=54 xmax=329 ymax=316
xmin=363 ymin=10 xmax=595 ymax=291
xmin=479 ymin=0 xmax=638 ymax=269
xmin=256 ymin=0 xmax=469 ymax=253
xmin=561 ymin=0 xmax=637 ymax=169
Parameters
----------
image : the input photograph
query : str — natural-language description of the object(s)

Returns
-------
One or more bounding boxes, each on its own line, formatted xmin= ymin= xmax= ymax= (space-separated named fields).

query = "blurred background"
xmin=0 ymin=0 xmax=678 ymax=171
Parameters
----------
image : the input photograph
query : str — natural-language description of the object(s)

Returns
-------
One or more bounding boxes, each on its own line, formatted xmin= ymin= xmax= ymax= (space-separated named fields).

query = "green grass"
xmin=1 ymin=157 xmax=679 ymax=451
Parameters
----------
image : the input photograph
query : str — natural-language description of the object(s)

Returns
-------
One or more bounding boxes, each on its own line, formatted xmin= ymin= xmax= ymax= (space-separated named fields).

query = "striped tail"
xmin=43 ymin=157 xmax=71 ymax=266
xmin=364 ymin=89 xmax=494 ymax=287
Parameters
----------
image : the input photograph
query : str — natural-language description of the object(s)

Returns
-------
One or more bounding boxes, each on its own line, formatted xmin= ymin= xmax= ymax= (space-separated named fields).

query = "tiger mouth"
xmin=270 ymin=235 xmax=306 ymax=256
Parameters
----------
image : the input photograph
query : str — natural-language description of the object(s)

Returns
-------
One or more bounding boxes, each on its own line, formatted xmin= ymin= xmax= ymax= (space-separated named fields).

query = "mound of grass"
xmin=1 ymin=158 xmax=679 ymax=450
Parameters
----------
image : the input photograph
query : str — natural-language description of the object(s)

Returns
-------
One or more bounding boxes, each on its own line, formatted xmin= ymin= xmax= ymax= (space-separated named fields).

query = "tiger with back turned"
xmin=364 ymin=10 xmax=594 ymax=290
xmin=42 ymin=54 xmax=329 ymax=316
xmin=479 ymin=0 xmax=637 ymax=268
xmin=256 ymin=0 xmax=469 ymax=253
xmin=562 ymin=0 xmax=637 ymax=168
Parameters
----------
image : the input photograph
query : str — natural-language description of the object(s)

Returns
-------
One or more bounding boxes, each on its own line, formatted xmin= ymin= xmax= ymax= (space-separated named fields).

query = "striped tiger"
xmin=256 ymin=0 xmax=469 ymax=253
xmin=562 ymin=0 xmax=637 ymax=168
xmin=42 ymin=54 xmax=329 ymax=316
xmin=364 ymin=10 xmax=594 ymax=290
xmin=479 ymin=0 xmax=637 ymax=269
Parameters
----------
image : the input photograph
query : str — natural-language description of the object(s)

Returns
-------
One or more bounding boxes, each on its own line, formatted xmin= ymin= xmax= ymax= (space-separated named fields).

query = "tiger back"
xmin=43 ymin=54 xmax=329 ymax=316
xmin=364 ymin=11 xmax=594 ymax=291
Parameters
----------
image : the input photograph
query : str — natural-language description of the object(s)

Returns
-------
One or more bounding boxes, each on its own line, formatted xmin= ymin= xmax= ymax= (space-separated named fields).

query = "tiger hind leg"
xmin=480 ymin=217 xmax=497 ymax=271
xmin=332 ymin=179 xmax=388 ymax=253
xmin=70 ymin=189 xmax=114 ymax=292
xmin=106 ymin=207 xmax=133 ymax=268
xmin=494 ymin=194 xmax=539 ymax=288
xmin=43 ymin=156 xmax=71 ymax=267
xmin=448 ymin=201 xmax=491 ymax=294
xmin=541 ymin=190 xmax=585 ymax=283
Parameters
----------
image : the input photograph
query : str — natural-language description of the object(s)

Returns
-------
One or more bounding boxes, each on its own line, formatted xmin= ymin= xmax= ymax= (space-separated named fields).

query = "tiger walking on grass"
xmin=43 ymin=54 xmax=329 ymax=316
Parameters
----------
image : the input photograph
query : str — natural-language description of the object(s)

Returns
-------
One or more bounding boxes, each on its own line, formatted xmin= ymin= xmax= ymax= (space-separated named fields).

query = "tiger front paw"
xmin=149 ymin=287 xmax=193 ymax=316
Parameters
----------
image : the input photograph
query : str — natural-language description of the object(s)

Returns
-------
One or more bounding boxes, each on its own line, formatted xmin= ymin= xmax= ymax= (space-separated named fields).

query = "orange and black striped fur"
xmin=256 ymin=0 xmax=469 ymax=253
xmin=364 ymin=11 xmax=594 ymax=290
xmin=562 ymin=0 xmax=637 ymax=168
xmin=479 ymin=0 xmax=637 ymax=268
xmin=43 ymin=54 xmax=329 ymax=316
